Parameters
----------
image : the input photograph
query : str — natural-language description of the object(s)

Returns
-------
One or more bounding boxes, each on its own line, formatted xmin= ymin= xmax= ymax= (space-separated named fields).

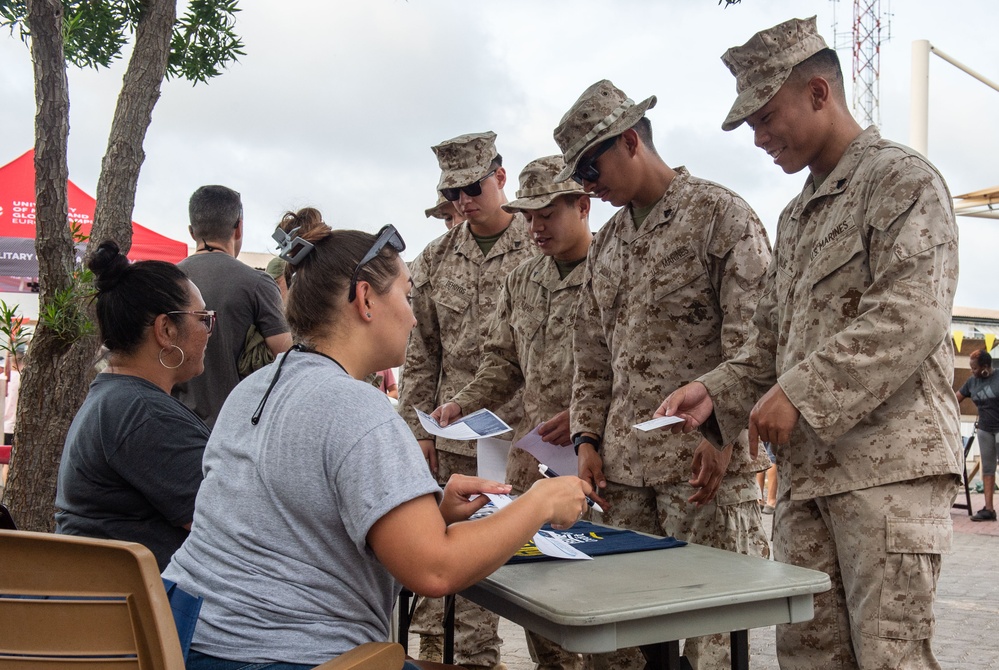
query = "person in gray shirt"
xmin=173 ymin=185 xmax=291 ymax=427
xmin=164 ymin=221 xmax=592 ymax=669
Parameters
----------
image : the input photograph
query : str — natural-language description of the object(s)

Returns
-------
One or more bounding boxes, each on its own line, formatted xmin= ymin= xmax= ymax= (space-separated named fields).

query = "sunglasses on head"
xmin=168 ymin=310 xmax=216 ymax=335
xmin=348 ymin=224 xmax=407 ymax=302
xmin=571 ymin=136 xmax=618 ymax=185
xmin=441 ymin=169 xmax=497 ymax=202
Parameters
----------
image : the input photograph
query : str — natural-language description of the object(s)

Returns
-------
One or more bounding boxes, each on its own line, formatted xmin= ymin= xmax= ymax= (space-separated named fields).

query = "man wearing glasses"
xmin=175 ymin=185 xmax=292 ymax=428
xmin=399 ymin=132 xmax=535 ymax=670
xmin=553 ymin=81 xmax=772 ymax=669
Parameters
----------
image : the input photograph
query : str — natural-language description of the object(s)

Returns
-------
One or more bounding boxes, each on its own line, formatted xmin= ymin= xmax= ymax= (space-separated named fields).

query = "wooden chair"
xmin=0 ymin=530 xmax=405 ymax=670
xmin=0 ymin=529 xmax=186 ymax=669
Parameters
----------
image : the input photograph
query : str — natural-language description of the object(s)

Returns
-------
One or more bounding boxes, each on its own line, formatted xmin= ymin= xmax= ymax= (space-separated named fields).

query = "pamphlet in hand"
xmin=633 ymin=416 xmax=684 ymax=432
xmin=513 ymin=426 xmax=578 ymax=477
xmin=417 ymin=408 xmax=513 ymax=441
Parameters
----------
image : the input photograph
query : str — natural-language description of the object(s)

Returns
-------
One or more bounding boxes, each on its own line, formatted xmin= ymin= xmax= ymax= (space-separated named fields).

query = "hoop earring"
xmin=158 ymin=344 xmax=185 ymax=370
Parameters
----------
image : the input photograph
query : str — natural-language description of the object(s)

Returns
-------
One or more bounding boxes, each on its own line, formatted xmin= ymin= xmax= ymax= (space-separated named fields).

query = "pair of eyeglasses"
xmin=441 ymin=169 xmax=497 ymax=202
xmin=348 ymin=225 xmax=407 ymax=302
xmin=168 ymin=310 xmax=216 ymax=334
xmin=571 ymin=136 xmax=618 ymax=185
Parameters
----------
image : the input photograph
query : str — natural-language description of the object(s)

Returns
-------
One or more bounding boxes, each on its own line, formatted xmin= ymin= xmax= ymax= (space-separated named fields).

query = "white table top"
xmin=460 ymin=541 xmax=831 ymax=654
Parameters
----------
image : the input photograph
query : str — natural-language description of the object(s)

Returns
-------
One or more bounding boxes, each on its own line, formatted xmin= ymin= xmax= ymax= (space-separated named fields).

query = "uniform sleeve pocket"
xmin=875 ymin=517 xmax=950 ymax=640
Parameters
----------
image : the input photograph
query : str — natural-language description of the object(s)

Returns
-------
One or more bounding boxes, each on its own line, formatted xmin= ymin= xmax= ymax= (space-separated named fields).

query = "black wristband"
xmin=573 ymin=434 xmax=601 ymax=455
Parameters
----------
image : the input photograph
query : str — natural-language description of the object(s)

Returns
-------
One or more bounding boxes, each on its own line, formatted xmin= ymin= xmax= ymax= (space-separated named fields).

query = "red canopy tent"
xmin=0 ymin=149 xmax=188 ymax=292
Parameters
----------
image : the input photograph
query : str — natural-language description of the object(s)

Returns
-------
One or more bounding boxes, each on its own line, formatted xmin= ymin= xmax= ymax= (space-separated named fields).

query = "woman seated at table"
xmin=163 ymin=222 xmax=590 ymax=670
xmin=55 ymin=241 xmax=213 ymax=571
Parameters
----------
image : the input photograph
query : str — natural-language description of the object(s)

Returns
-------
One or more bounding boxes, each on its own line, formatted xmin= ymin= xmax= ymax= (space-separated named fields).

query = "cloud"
xmin=2 ymin=0 xmax=997 ymax=308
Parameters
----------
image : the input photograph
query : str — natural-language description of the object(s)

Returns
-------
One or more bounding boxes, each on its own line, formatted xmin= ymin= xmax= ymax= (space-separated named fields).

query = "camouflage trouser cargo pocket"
xmin=875 ymin=517 xmax=950 ymax=640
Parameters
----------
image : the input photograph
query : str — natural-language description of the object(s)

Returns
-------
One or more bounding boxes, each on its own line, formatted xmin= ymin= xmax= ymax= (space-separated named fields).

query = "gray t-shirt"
xmin=163 ymin=352 xmax=440 ymax=665
xmin=174 ymin=252 xmax=288 ymax=428
xmin=55 ymin=374 xmax=209 ymax=570
xmin=960 ymin=371 xmax=999 ymax=433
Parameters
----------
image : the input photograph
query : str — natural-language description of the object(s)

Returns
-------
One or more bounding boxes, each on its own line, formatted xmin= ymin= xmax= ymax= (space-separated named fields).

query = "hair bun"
xmin=88 ymin=240 xmax=130 ymax=291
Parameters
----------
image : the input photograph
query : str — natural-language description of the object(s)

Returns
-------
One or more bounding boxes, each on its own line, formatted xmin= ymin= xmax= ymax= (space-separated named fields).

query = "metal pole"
xmin=930 ymin=46 xmax=999 ymax=94
xmin=910 ymin=40 xmax=930 ymax=155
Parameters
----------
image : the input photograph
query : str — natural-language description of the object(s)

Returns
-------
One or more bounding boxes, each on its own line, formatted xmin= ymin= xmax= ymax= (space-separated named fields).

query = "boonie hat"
xmin=720 ymin=16 xmax=828 ymax=131
xmin=433 ymin=131 xmax=499 ymax=192
xmin=553 ymin=79 xmax=656 ymax=183
xmin=502 ymin=156 xmax=588 ymax=213
xmin=424 ymin=193 xmax=453 ymax=220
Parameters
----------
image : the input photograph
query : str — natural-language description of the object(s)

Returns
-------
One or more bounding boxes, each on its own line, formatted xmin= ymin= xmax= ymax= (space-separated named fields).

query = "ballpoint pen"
xmin=538 ymin=463 xmax=605 ymax=514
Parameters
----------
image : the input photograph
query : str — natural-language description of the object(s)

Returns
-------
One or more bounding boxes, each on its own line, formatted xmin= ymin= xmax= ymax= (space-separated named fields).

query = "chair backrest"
xmin=0 ymin=530 xmax=185 ymax=669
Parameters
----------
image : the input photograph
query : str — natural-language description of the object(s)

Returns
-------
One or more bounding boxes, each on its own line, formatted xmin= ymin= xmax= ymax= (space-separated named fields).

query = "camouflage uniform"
xmin=700 ymin=126 xmax=962 ymax=670
xmin=400 ymin=216 xmax=533 ymax=457
xmin=702 ymin=17 xmax=963 ymax=669
xmin=399 ymin=132 xmax=536 ymax=670
xmin=451 ymin=250 xmax=582 ymax=484
xmin=571 ymin=168 xmax=772 ymax=670
xmin=439 ymin=155 xmax=587 ymax=670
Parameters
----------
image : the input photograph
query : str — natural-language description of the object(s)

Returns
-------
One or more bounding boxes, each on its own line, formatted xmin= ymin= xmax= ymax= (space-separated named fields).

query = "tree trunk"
xmin=4 ymin=0 xmax=178 ymax=531
xmin=92 ymin=0 xmax=177 ymax=256
xmin=3 ymin=0 xmax=86 ymax=531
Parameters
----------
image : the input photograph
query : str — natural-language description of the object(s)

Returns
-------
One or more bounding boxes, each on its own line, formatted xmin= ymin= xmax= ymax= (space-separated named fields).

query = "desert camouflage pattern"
xmin=552 ymin=80 xmax=656 ymax=183
xmin=433 ymin=131 xmax=500 ymax=191
xmin=503 ymin=155 xmax=587 ymax=212
xmin=773 ymin=474 xmax=955 ymax=669
xmin=409 ymin=452 xmax=503 ymax=668
xmin=585 ymin=474 xmax=770 ymax=670
xmin=570 ymin=167 xmax=772 ymax=486
xmin=699 ymin=127 xmax=962 ymax=499
xmin=399 ymin=215 xmax=535 ymax=458
xmin=451 ymin=254 xmax=586 ymax=491
xmin=720 ymin=16 xmax=828 ymax=131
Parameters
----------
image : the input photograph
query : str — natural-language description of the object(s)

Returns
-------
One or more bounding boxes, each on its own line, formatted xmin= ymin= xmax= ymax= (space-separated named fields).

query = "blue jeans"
xmin=186 ymin=650 xmax=314 ymax=670
xmin=186 ymin=650 xmax=421 ymax=670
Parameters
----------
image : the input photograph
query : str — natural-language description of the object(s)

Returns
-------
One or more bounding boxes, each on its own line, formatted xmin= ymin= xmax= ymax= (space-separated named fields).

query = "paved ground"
xmin=411 ymin=486 xmax=999 ymax=669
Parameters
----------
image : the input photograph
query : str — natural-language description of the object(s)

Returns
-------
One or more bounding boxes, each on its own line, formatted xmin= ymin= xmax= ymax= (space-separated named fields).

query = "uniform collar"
xmin=530 ymin=254 xmax=587 ymax=293
xmin=452 ymin=212 xmax=528 ymax=260
xmin=798 ymin=125 xmax=881 ymax=207
xmin=617 ymin=166 xmax=690 ymax=244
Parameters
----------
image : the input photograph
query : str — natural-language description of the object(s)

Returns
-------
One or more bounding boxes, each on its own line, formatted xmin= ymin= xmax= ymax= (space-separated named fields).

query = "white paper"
xmin=484 ymin=493 xmax=591 ymax=560
xmin=633 ymin=415 xmax=685 ymax=432
xmin=417 ymin=408 xmax=513 ymax=440
xmin=477 ymin=437 xmax=511 ymax=482
xmin=533 ymin=530 xmax=592 ymax=560
xmin=512 ymin=426 xmax=579 ymax=477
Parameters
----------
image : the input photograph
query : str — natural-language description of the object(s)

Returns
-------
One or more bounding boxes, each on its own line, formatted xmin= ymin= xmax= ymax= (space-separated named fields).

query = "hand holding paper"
xmin=417 ymin=408 xmax=512 ymax=441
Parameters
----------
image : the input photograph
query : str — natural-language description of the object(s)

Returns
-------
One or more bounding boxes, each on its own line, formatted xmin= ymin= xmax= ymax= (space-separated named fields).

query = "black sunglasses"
xmin=441 ymin=170 xmax=497 ymax=202
xmin=571 ymin=136 xmax=618 ymax=185
xmin=348 ymin=224 xmax=406 ymax=302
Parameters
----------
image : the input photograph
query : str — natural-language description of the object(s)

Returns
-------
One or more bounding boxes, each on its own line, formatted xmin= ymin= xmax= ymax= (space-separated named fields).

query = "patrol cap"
xmin=432 ymin=131 xmax=499 ymax=192
xmin=502 ymin=155 xmax=588 ymax=213
xmin=424 ymin=193 xmax=453 ymax=219
xmin=265 ymin=256 xmax=286 ymax=281
xmin=720 ymin=16 xmax=828 ymax=131
xmin=553 ymin=79 xmax=656 ymax=183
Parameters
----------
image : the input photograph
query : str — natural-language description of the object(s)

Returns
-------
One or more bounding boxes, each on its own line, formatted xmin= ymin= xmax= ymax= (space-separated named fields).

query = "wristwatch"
xmin=573 ymin=434 xmax=601 ymax=455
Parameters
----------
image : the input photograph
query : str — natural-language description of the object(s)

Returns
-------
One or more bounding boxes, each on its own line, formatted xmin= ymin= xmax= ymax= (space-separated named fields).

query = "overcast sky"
xmin=1 ymin=0 xmax=997 ymax=308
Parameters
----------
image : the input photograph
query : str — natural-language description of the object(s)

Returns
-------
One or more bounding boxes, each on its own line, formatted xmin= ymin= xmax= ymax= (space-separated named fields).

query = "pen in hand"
xmin=538 ymin=463 xmax=605 ymax=514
